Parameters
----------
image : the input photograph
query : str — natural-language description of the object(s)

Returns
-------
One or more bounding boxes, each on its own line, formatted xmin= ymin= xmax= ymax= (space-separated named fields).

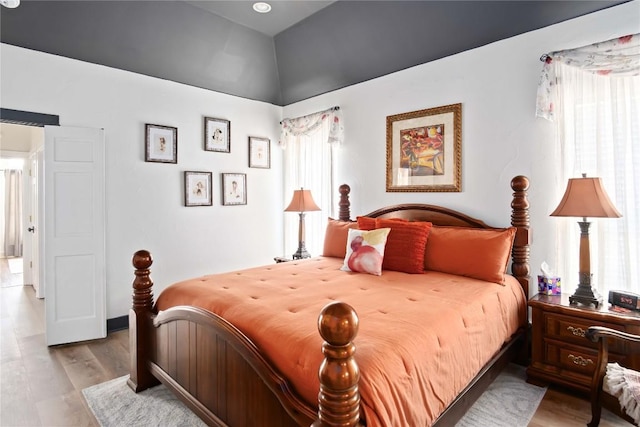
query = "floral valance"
xmin=279 ymin=107 xmax=344 ymax=147
xmin=536 ymin=34 xmax=640 ymax=121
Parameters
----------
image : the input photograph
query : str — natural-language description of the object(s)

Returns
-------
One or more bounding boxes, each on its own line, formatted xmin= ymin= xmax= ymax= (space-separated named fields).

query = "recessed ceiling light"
xmin=253 ymin=2 xmax=271 ymax=13
xmin=0 ymin=0 xmax=20 ymax=8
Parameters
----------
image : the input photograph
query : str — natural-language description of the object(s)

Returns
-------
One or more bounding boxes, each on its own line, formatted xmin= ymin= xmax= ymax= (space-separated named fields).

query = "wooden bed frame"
xmin=128 ymin=175 xmax=531 ymax=427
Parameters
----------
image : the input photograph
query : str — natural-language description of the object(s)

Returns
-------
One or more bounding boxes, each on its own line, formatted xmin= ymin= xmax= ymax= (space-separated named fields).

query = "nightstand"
xmin=527 ymin=293 xmax=640 ymax=393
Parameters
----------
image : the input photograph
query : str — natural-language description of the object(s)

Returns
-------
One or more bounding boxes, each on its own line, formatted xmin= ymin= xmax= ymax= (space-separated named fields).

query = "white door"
xmin=44 ymin=126 xmax=106 ymax=346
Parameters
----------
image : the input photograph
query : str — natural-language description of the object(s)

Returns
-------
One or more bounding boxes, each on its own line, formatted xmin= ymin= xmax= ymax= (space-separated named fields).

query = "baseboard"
xmin=107 ymin=315 xmax=129 ymax=333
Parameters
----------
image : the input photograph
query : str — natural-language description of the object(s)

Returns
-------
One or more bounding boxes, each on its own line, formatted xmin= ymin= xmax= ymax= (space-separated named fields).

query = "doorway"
xmin=0 ymin=109 xmax=57 ymax=298
xmin=0 ymin=128 xmax=32 ymax=289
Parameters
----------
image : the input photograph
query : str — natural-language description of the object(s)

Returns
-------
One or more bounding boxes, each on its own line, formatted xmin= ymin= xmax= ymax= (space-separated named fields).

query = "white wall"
xmin=0 ymin=46 xmax=284 ymax=318
xmin=1 ymin=1 xmax=637 ymax=319
xmin=283 ymin=1 xmax=640 ymax=297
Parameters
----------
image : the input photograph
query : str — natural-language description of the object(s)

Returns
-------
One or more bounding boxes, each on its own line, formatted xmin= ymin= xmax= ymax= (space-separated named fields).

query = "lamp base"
xmin=569 ymin=282 xmax=603 ymax=308
xmin=292 ymin=243 xmax=311 ymax=260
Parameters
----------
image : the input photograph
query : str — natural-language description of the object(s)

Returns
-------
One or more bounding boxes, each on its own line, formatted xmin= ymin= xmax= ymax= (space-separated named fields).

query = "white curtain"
xmin=4 ymin=169 xmax=23 ymax=257
xmin=536 ymin=34 xmax=640 ymax=296
xmin=280 ymin=107 xmax=344 ymax=258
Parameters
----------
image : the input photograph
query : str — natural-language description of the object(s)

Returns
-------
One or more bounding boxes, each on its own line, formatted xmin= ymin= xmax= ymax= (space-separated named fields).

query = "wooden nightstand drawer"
xmin=544 ymin=341 xmax=597 ymax=375
xmin=560 ymin=346 xmax=597 ymax=375
xmin=544 ymin=312 xmax=627 ymax=353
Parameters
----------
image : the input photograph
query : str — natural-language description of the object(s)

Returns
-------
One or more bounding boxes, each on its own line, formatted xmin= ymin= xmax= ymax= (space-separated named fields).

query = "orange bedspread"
xmin=156 ymin=257 xmax=526 ymax=427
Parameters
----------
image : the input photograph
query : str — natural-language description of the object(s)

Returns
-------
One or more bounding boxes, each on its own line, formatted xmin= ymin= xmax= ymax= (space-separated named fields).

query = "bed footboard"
xmin=128 ymin=250 xmax=363 ymax=427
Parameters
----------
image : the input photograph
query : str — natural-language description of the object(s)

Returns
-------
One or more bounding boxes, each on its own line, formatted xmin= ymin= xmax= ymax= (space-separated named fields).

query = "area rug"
xmin=82 ymin=377 xmax=206 ymax=427
xmin=456 ymin=363 xmax=546 ymax=427
xmin=83 ymin=363 xmax=546 ymax=427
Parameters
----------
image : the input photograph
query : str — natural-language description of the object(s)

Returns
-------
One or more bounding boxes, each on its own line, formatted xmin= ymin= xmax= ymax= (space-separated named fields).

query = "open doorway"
xmin=0 ymin=123 xmax=43 ymax=294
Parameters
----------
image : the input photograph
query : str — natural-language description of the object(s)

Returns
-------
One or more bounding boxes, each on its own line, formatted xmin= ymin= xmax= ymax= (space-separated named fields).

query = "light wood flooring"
xmin=0 ymin=258 xmax=631 ymax=426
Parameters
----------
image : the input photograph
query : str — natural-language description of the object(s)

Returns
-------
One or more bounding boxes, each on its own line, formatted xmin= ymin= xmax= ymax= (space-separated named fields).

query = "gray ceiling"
xmin=0 ymin=1 xmax=631 ymax=106
xmin=185 ymin=1 xmax=336 ymax=37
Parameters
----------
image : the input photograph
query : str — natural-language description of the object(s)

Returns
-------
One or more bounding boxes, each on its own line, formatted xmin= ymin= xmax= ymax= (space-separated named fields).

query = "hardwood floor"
xmin=0 ymin=260 xmax=631 ymax=426
xmin=0 ymin=283 xmax=128 ymax=426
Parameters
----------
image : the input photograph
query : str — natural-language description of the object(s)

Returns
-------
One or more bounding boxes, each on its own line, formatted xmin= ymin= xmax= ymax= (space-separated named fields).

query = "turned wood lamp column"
xmin=285 ymin=188 xmax=321 ymax=259
xmin=551 ymin=174 xmax=621 ymax=307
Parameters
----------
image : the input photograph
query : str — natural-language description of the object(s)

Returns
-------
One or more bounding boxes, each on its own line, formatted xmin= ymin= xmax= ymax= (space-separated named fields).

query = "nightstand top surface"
xmin=530 ymin=293 xmax=640 ymax=320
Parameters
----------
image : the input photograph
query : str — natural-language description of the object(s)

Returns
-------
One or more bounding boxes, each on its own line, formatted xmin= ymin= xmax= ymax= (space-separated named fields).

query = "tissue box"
xmin=538 ymin=275 xmax=561 ymax=295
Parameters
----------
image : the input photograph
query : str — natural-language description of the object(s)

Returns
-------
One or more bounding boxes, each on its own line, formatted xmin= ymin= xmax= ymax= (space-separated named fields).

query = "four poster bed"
xmin=128 ymin=175 xmax=531 ymax=427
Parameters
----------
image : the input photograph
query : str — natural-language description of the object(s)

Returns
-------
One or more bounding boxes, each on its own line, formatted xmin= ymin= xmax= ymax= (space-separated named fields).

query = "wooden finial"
xmin=132 ymin=250 xmax=154 ymax=311
xmin=338 ymin=184 xmax=351 ymax=222
xmin=313 ymin=302 xmax=361 ymax=427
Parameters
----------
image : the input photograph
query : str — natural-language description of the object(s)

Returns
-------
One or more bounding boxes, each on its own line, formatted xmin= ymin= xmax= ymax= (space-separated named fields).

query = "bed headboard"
xmin=337 ymin=176 xmax=531 ymax=297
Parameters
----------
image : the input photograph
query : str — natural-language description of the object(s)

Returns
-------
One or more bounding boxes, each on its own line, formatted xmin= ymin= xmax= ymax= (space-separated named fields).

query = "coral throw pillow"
xmin=341 ymin=228 xmax=391 ymax=276
xmin=356 ymin=216 xmax=432 ymax=274
xmin=322 ymin=218 xmax=358 ymax=258
xmin=424 ymin=226 xmax=517 ymax=284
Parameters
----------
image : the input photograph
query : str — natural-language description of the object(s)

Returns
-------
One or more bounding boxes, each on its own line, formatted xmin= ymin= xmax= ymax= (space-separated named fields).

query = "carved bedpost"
xmin=312 ymin=302 xmax=362 ymax=427
xmin=338 ymin=184 xmax=351 ymax=221
xmin=127 ymin=250 xmax=159 ymax=392
xmin=510 ymin=176 xmax=531 ymax=298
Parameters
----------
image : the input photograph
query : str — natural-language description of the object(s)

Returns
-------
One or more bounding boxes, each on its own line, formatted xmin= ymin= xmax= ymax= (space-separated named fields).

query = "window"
xmin=280 ymin=108 xmax=343 ymax=258
xmin=538 ymin=34 xmax=640 ymax=296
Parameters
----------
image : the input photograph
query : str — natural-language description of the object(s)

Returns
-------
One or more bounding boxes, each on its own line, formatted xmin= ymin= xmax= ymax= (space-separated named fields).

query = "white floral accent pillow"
xmin=340 ymin=228 xmax=391 ymax=276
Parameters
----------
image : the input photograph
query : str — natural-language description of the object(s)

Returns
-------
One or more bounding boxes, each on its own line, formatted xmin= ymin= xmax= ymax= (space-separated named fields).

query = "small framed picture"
xmin=184 ymin=171 xmax=212 ymax=207
xmin=204 ymin=117 xmax=230 ymax=153
xmin=248 ymin=136 xmax=271 ymax=168
xmin=221 ymin=173 xmax=247 ymax=206
xmin=145 ymin=124 xmax=177 ymax=163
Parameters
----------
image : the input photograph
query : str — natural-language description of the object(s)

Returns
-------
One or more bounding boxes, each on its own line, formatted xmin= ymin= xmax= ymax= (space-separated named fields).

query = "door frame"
xmin=0 ymin=108 xmax=59 ymax=127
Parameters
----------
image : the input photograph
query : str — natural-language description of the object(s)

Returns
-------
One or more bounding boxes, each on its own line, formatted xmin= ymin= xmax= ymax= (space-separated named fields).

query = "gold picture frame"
xmin=386 ymin=103 xmax=461 ymax=192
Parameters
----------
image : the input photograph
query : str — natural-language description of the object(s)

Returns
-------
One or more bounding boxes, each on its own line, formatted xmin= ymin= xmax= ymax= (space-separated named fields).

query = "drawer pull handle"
xmin=568 ymin=354 xmax=593 ymax=367
xmin=567 ymin=326 xmax=586 ymax=337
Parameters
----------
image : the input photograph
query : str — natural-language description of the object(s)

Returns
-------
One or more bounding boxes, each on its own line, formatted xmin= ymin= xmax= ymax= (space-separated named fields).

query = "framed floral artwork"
xmin=145 ymin=124 xmax=177 ymax=163
xmin=221 ymin=173 xmax=246 ymax=206
xmin=184 ymin=171 xmax=212 ymax=206
xmin=386 ymin=103 xmax=462 ymax=192
xmin=248 ymin=136 xmax=270 ymax=168
xmin=204 ymin=117 xmax=230 ymax=153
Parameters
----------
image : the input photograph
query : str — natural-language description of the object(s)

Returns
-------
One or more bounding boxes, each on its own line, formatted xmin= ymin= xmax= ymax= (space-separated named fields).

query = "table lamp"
xmin=285 ymin=188 xmax=320 ymax=259
xmin=550 ymin=173 xmax=621 ymax=307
